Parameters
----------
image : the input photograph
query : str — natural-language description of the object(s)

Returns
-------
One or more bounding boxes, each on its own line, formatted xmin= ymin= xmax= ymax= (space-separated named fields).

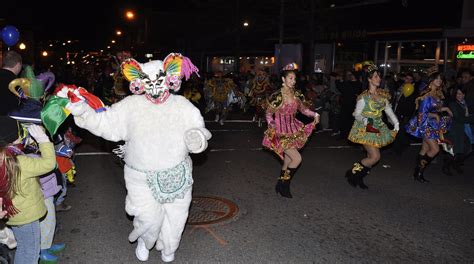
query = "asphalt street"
xmin=54 ymin=120 xmax=474 ymax=263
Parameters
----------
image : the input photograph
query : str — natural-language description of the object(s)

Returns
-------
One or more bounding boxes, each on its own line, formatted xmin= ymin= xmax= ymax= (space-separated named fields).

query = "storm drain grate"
xmin=187 ymin=196 xmax=239 ymax=226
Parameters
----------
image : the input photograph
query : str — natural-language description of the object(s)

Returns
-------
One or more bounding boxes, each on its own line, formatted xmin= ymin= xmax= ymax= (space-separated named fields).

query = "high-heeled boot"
xmin=345 ymin=162 xmax=370 ymax=189
xmin=275 ymin=170 xmax=287 ymax=196
xmin=345 ymin=162 xmax=362 ymax=187
xmin=416 ymin=154 xmax=423 ymax=165
xmin=275 ymin=169 xmax=295 ymax=198
xmin=356 ymin=164 xmax=371 ymax=189
xmin=413 ymin=154 xmax=433 ymax=183
xmin=413 ymin=154 xmax=424 ymax=181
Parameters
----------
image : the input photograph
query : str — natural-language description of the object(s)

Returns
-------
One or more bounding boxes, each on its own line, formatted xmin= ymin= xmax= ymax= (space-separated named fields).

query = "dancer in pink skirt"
xmin=262 ymin=63 xmax=320 ymax=198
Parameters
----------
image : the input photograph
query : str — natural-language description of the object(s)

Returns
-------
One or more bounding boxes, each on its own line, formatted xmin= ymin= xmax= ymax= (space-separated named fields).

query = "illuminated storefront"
xmin=207 ymin=56 xmax=274 ymax=74
xmin=374 ymin=38 xmax=451 ymax=75
xmin=455 ymin=43 xmax=474 ymax=69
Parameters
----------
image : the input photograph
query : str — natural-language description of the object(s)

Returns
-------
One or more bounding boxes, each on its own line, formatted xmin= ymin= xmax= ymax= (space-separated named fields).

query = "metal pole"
xmin=374 ymin=41 xmax=379 ymax=66
xmin=383 ymin=41 xmax=389 ymax=76
xmin=435 ymin=40 xmax=441 ymax=69
xmin=444 ymin=38 xmax=448 ymax=74
xmin=397 ymin=41 xmax=402 ymax=73
xmin=332 ymin=42 xmax=336 ymax=72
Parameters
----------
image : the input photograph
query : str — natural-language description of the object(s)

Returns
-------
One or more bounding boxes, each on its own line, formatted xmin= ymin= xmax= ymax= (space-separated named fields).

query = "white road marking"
xmin=76 ymin=152 xmax=112 ymax=156
xmin=205 ymin=120 xmax=254 ymax=123
xmin=210 ymin=129 xmax=252 ymax=132
xmin=76 ymin=143 xmax=423 ymax=155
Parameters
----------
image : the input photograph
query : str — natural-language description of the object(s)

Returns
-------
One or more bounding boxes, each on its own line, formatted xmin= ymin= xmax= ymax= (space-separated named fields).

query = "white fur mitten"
xmin=66 ymin=101 xmax=89 ymax=116
xmin=184 ymin=129 xmax=208 ymax=153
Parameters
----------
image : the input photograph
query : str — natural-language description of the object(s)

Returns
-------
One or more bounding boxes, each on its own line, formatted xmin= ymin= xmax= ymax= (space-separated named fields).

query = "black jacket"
xmin=446 ymin=100 xmax=474 ymax=154
xmin=0 ymin=69 xmax=20 ymax=115
xmin=394 ymin=91 xmax=418 ymax=123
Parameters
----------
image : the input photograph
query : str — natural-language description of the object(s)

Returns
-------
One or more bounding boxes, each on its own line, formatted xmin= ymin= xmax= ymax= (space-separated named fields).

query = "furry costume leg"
xmin=124 ymin=166 xmax=193 ymax=262
xmin=156 ymin=188 xmax=192 ymax=262
xmin=123 ymin=167 xmax=161 ymax=250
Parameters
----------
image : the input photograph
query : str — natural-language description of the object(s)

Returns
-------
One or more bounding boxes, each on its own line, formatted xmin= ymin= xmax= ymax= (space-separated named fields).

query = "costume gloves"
xmin=28 ymin=124 xmax=50 ymax=143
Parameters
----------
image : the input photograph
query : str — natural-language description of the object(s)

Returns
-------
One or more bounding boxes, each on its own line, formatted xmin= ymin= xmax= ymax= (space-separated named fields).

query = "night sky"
xmin=1 ymin=1 xmax=129 ymax=48
xmin=1 ymin=0 xmax=465 ymax=51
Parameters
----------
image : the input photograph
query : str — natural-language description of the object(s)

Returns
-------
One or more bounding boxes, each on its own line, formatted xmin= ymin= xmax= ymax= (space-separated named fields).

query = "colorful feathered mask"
xmin=121 ymin=53 xmax=199 ymax=104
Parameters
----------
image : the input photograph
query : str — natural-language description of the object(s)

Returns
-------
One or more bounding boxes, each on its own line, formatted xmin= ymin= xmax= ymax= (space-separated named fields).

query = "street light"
xmin=243 ymin=21 xmax=249 ymax=27
xmin=19 ymin=43 xmax=26 ymax=50
xmin=116 ymin=30 xmax=122 ymax=36
xmin=124 ymin=9 xmax=149 ymax=48
xmin=125 ymin=11 xmax=135 ymax=20
xmin=42 ymin=51 xmax=48 ymax=57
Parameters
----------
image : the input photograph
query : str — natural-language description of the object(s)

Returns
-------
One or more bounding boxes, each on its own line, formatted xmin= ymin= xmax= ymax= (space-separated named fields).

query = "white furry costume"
xmin=66 ymin=54 xmax=211 ymax=262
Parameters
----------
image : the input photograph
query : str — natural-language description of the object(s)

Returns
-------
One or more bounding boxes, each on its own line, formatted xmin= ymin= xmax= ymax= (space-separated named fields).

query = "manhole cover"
xmin=187 ymin=196 xmax=239 ymax=226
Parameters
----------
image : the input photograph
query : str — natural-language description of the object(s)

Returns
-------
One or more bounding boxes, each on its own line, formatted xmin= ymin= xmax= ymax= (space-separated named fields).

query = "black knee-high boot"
xmin=346 ymin=163 xmax=360 ymax=187
xmin=275 ymin=170 xmax=287 ymax=196
xmin=345 ymin=162 xmax=371 ymax=189
xmin=416 ymin=154 xmax=423 ymax=165
xmin=413 ymin=154 xmax=434 ymax=183
xmin=356 ymin=165 xmax=371 ymax=189
xmin=275 ymin=168 xmax=296 ymax=198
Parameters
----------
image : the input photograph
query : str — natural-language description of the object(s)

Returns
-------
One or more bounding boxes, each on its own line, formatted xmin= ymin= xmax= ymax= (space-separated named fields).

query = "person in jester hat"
xmin=65 ymin=53 xmax=211 ymax=262
xmin=345 ymin=64 xmax=399 ymax=189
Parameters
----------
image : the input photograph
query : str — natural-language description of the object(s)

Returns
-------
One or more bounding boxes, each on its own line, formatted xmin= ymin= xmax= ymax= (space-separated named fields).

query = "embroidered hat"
xmin=361 ymin=61 xmax=377 ymax=73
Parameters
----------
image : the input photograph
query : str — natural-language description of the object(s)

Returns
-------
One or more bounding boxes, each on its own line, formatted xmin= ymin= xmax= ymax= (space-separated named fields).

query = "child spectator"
xmin=1 ymin=125 xmax=56 ymax=264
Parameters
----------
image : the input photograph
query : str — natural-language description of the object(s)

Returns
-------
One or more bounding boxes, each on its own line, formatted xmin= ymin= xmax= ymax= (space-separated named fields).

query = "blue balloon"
xmin=1 ymin=25 xmax=20 ymax=47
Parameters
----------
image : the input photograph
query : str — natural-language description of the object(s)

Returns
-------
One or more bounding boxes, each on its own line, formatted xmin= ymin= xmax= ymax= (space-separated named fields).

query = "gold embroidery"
xmin=263 ymin=123 xmax=314 ymax=160
xmin=279 ymin=169 xmax=291 ymax=181
xmin=420 ymin=159 xmax=428 ymax=169
xmin=351 ymin=162 xmax=363 ymax=174
xmin=357 ymin=88 xmax=391 ymax=101
xmin=348 ymin=88 xmax=397 ymax=148
xmin=347 ymin=126 xmax=397 ymax=148
xmin=279 ymin=130 xmax=307 ymax=149
xmin=366 ymin=99 xmax=383 ymax=117
xmin=267 ymin=90 xmax=311 ymax=112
